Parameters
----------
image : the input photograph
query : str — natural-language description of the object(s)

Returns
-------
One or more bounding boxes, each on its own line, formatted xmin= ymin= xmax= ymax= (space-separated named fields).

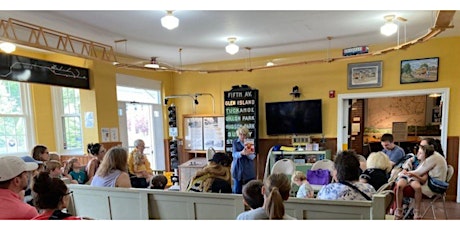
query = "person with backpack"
xmin=186 ymin=152 xmax=232 ymax=193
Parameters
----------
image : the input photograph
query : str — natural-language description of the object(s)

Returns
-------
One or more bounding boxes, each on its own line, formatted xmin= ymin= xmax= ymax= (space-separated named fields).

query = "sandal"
xmin=413 ymin=209 xmax=422 ymax=220
xmin=394 ymin=208 xmax=404 ymax=220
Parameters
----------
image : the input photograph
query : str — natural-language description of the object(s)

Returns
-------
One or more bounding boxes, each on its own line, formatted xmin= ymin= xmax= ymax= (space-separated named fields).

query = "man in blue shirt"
xmin=231 ymin=126 xmax=256 ymax=194
xmin=380 ymin=133 xmax=406 ymax=168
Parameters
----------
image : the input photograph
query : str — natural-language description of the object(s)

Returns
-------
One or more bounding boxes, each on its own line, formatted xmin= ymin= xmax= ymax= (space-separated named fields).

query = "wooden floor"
xmin=407 ymin=200 xmax=460 ymax=220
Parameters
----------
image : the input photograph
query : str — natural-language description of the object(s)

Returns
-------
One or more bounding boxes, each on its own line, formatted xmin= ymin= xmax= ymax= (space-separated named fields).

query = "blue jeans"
xmin=232 ymin=178 xmax=254 ymax=194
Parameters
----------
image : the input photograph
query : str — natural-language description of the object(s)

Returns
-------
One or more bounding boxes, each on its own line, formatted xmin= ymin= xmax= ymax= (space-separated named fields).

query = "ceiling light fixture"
xmin=161 ymin=11 xmax=179 ymax=30
xmin=225 ymin=37 xmax=239 ymax=55
xmin=144 ymin=57 xmax=160 ymax=69
xmin=380 ymin=15 xmax=398 ymax=36
xmin=0 ymin=42 xmax=16 ymax=53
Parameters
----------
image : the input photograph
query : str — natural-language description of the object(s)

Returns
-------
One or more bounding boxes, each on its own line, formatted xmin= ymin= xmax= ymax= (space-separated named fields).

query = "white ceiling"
xmin=1 ymin=10 xmax=459 ymax=68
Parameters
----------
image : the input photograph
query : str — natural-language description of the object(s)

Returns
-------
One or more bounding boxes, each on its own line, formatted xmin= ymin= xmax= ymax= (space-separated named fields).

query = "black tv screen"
xmin=265 ymin=99 xmax=322 ymax=135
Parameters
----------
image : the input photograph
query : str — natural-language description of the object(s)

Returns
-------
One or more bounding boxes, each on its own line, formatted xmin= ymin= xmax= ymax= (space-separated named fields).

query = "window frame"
xmin=0 ymin=80 xmax=35 ymax=156
xmin=51 ymin=86 xmax=83 ymax=155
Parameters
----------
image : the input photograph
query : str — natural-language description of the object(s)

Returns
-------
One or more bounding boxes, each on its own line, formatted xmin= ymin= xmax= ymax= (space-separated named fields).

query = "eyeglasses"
xmin=65 ymin=191 xmax=73 ymax=196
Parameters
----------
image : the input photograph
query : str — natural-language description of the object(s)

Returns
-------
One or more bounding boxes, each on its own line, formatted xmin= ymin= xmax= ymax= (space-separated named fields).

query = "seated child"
xmin=134 ymin=152 xmax=149 ymax=176
xmin=67 ymin=158 xmax=88 ymax=184
xmin=150 ymin=174 xmax=168 ymax=190
xmin=241 ymin=179 xmax=264 ymax=210
xmin=291 ymin=171 xmax=314 ymax=198
xmin=46 ymin=160 xmax=77 ymax=184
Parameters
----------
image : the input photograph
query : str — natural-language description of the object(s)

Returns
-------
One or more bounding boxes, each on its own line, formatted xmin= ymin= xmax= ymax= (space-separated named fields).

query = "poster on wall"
xmin=224 ymin=86 xmax=259 ymax=154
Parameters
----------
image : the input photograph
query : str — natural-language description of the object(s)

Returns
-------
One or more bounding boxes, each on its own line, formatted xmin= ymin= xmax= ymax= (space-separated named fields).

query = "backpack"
xmin=186 ymin=174 xmax=212 ymax=192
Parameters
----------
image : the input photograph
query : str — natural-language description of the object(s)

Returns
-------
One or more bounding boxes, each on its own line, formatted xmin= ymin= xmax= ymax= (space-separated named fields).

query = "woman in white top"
xmin=394 ymin=143 xmax=447 ymax=219
xmin=90 ymin=146 xmax=131 ymax=188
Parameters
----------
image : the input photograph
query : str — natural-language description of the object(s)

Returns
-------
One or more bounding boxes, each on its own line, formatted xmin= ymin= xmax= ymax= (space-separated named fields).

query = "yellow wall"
xmin=12 ymin=36 xmax=460 ymax=152
xmin=170 ymin=36 xmax=460 ymax=140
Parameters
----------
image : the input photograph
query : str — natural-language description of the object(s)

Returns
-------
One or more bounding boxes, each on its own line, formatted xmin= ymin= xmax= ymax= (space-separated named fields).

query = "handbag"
xmin=427 ymin=176 xmax=449 ymax=194
xmin=307 ymin=169 xmax=330 ymax=185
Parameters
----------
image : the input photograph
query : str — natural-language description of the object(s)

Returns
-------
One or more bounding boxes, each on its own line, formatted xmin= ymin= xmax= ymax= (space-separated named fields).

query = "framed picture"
xmin=400 ymin=57 xmax=439 ymax=84
xmin=347 ymin=61 xmax=383 ymax=89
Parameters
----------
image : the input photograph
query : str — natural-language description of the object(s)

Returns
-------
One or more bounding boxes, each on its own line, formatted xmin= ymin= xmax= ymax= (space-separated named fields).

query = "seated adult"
xmin=86 ymin=143 xmax=107 ymax=184
xmin=380 ymin=133 xmax=406 ymax=169
xmin=30 ymin=145 xmax=50 ymax=172
xmin=127 ymin=139 xmax=153 ymax=188
xmin=421 ymin=137 xmax=445 ymax=157
xmin=359 ymin=151 xmax=392 ymax=191
xmin=31 ymin=171 xmax=88 ymax=220
xmin=236 ymin=173 xmax=295 ymax=220
xmin=90 ymin=146 xmax=131 ymax=188
xmin=317 ymin=150 xmax=376 ymax=201
xmin=0 ymin=156 xmax=39 ymax=219
xmin=394 ymin=144 xmax=447 ymax=220
xmin=21 ymin=156 xmax=43 ymax=205
xmin=186 ymin=152 xmax=232 ymax=193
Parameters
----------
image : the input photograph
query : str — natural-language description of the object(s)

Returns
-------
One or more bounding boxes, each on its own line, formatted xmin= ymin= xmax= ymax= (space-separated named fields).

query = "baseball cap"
xmin=21 ymin=155 xmax=43 ymax=164
xmin=0 ymin=156 xmax=38 ymax=182
xmin=209 ymin=152 xmax=231 ymax=167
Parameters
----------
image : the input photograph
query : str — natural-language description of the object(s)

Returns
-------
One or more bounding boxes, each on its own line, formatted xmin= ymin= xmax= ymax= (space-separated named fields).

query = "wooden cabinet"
xmin=178 ymin=157 xmax=207 ymax=191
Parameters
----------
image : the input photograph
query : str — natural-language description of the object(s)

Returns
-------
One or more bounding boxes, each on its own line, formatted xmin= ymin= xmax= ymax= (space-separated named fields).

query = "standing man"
xmin=0 ymin=156 xmax=39 ymax=219
xmin=231 ymin=126 xmax=256 ymax=194
xmin=380 ymin=133 xmax=406 ymax=168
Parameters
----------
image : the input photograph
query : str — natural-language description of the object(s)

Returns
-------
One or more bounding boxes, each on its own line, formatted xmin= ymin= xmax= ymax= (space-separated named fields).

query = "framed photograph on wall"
xmin=400 ymin=57 xmax=439 ymax=84
xmin=347 ymin=61 xmax=383 ymax=89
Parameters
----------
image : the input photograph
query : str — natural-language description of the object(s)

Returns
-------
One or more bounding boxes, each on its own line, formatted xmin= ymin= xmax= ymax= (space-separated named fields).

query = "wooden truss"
xmin=0 ymin=18 xmax=117 ymax=63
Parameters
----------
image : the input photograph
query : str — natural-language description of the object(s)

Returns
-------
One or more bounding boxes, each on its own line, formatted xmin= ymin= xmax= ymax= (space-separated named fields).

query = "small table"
xmin=178 ymin=157 xmax=208 ymax=191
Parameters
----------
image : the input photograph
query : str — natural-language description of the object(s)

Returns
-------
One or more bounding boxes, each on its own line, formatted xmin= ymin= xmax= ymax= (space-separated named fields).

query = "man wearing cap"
xmin=21 ymin=156 xmax=43 ymax=205
xmin=0 ymin=156 xmax=39 ymax=219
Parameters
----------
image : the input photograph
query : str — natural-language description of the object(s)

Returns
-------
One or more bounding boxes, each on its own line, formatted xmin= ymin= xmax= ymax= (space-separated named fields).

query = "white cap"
xmin=0 ymin=156 xmax=38 ymax=182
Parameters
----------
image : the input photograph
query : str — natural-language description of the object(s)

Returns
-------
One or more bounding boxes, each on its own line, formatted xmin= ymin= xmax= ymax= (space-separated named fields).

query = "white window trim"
xmin=51 ymin=86 xmax=83 ymax=155
xmin=0 ymin=81 xmax=35 ymax=157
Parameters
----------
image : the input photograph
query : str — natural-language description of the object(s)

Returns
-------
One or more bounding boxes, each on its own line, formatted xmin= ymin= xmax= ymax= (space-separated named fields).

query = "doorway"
xmin=116 ymin=74 xmax=165 ymax=170
xmin=337 ymin=87 xmax=454 ymax=199
xmin=118 ymin=101 xmax=165 ymax=169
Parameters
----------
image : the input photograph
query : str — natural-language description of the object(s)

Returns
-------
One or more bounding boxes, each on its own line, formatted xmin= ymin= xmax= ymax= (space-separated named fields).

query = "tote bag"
xmin=307 ymin=169 xmax=330 ymax=185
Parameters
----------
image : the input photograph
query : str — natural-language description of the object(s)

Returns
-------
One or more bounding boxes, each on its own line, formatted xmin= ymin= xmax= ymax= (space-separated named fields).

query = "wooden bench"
xmin=67 ymin=184 xmax=391 ymax=220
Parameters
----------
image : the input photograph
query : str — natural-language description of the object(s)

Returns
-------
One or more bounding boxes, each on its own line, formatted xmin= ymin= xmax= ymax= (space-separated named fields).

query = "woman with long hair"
xmin=90 ymin=146 xmax=131 ymax=188
xmin=394 ymin=144 xmax=447 ymax=219
xmin=85 ymin=143 xmax=106 ymax=184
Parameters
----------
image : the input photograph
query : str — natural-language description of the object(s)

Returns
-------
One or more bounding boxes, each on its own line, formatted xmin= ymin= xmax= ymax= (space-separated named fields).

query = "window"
xmin=52 ymin=87 xmax=83 ymax=154
xmin=0 ymin=80 xmax=33 ymax=155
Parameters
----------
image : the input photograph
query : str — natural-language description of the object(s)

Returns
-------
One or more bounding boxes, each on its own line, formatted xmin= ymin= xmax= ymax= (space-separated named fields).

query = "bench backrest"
xmin=68 ymin=184 xmax=388 ymax=220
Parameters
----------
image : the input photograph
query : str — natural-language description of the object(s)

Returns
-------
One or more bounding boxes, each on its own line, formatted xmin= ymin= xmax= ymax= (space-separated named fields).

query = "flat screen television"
xmin=265 ymin=99 xmax=322 ymax=135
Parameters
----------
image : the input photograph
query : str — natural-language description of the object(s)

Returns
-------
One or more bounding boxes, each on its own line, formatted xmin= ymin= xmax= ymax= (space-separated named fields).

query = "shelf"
xmin=271 ymin=150 xmax=328 ymax=155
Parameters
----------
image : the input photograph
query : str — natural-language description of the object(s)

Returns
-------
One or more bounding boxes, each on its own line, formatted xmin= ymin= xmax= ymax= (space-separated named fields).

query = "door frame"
xmin=337 ymin=88 xmax=457 ymax=200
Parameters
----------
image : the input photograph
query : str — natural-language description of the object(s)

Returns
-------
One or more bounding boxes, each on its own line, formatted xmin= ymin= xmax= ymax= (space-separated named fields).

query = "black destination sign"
xmin=224 ymin=87 xmax=258 ymax=154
